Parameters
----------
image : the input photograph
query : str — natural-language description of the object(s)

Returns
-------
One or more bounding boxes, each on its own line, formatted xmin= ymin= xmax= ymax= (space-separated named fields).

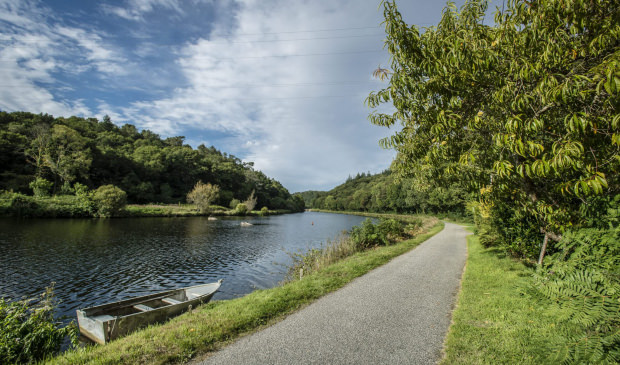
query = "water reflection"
xmin=0 ymin=212 xmax=365 ymax=323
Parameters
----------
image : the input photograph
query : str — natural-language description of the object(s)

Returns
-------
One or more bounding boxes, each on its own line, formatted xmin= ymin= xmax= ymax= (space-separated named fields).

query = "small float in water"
xmin=77 ymin=280 xmax=222 ymax=344
xmin=240 ymin=222 xmax=253 ymax=227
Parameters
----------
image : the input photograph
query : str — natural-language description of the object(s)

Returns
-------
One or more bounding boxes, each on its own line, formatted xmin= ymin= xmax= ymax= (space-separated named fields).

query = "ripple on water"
xmin=0 ymin=213 xmax=367 ymax=323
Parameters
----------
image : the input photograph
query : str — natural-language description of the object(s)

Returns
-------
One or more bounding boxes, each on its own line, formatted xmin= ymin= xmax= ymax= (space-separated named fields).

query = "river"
xmin=0 ymin=211 xmax=366 ymax=323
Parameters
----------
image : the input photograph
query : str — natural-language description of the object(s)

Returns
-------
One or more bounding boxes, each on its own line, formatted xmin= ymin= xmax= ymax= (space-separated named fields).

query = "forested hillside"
xmin=0 ymin=111 xmax=303 ymax=211
xmin=302 ymin=170 xmax=470 ymax=215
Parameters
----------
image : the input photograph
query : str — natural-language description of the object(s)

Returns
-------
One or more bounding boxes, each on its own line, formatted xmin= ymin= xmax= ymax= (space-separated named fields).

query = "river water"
xmin=0 ymin=211 xmax=366 ymax=323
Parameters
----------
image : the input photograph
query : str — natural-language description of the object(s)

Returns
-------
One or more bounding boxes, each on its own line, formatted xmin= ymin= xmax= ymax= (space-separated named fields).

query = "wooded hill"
xmin=298 ymin=169 xmax=470 ymax=216
xmin=0 ymin=111 xmax=304 ymax=211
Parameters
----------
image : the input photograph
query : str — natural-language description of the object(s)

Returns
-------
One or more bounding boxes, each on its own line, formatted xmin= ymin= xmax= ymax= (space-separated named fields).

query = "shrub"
xmin=235 ymin=203 xmax=247 ymax=215
xmin=229 ymin=198 xmax=241 ymax=209
xmin=532 ymin=227 xmax=620 ymax=363
xmin=377 ymin=218 xmax=404 ymax=241
xmin=29 ymin=178 xmax=53 ymax=197
xmin=243 ymin=190 xmax=257 ymax=212
xmin=259 ymin=206 xmax=269 ymax=216
xmin=186 ymin=181 xmax=219 ymax=213
xmin=73 ymin=182 xmax=89 ymax=197
xmin=0 ymin=285 xmax=78 ymax=364
xmin=90 ymin=185 xmax=127 ymax=217
xmin=350 ymin=219 xmax=388 ymax=249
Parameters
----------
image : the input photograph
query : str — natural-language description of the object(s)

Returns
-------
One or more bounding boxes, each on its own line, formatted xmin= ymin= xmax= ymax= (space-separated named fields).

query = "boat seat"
xmin=162 ymin=297 xmax=182 ymax=305
xmin=92 ymin=314 xmax=116 ymax=322
xmin=133 ymin=304 xmax=154 ymax=312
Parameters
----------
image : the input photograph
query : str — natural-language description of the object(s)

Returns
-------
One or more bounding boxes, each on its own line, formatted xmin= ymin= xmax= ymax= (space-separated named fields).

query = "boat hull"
xmin=77 ymin=281 xmax=221 ymax=344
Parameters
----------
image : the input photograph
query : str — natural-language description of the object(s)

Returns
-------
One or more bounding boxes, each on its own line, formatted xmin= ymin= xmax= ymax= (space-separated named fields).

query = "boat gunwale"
xmin=78 ymin=281 xmax=222 ymax=318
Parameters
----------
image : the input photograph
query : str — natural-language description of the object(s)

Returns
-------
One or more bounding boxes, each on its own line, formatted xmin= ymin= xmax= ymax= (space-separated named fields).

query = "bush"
xmin=235 ymin=203 xmax=247 ymax=215
xmin=259 ymin=206 xmax=269 ymax=216
xmin=532 ymin=227 xmax=620 ymax=363
xmin=243 ymin=190 xmax=257 ymax=212
xmin=186 ymin=181 xmax=219 ymax=213
xmin=29 ymin=178 xmax=53 ymax=197
xmin=229 ymin=198 xmax=241 ymax=209
xmin=0 ymin=285 xmax=78 ymax=364
xmin=377 ymin=218 xmax=404 ymax=241
xmin=90 ymin=185 xmax=127 ymax=217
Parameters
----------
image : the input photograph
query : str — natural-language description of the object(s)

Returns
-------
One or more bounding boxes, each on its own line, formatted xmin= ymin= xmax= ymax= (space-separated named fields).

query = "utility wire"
xmin=1 ymin=32 xmax=385 ymax=48
xmin=0 ymin=49 xmax=386 ymax=62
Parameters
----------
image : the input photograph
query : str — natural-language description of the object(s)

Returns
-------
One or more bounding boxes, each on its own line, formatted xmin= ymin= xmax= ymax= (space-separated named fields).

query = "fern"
xmin=532 ymin=227 xmax=620 ymax=364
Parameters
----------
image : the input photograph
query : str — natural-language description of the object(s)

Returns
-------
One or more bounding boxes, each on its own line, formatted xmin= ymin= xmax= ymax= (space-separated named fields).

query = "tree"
xmin=187 ymin=181 xmax=220 ymax=213
xmin=90 ymin=185 xmax=127 ymax=218
xmin=45 ymin=125 xmax=92 ymax=190
xmin=367 ymin=0 xmax=619 ymax=260
xmin=243 ymin=190 xmax=257 ymax=212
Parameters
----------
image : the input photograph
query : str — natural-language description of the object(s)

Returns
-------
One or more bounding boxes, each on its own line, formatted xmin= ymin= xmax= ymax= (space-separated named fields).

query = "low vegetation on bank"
xmin=41 ymin=215 xmax=440 ymax=365
xmin=0 ymin=183 xmax=295 ymax=219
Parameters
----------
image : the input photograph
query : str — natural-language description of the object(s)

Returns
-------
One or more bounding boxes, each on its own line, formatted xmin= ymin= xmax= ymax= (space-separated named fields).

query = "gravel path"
xmin=200 ymin=222 xmax=468 ymax=365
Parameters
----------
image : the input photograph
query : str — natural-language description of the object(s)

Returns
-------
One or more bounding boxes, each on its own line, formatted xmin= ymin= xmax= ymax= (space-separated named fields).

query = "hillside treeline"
xmin=0 ymin=111 xmax=304 ymax=211
xmin=299 ymin=169 xmax=470 ymax=216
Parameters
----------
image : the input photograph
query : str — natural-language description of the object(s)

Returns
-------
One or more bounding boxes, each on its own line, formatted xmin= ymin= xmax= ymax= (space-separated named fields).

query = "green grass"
xmin=441 ymin=231 xmax=570 ymax=364
xmin=48 ymin=218 xmax=443 ymax=365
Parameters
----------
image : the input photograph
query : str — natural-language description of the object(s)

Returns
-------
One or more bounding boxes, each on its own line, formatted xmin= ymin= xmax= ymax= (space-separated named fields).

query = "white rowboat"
xmin=77 ymin=280 xmax=222 ymax=344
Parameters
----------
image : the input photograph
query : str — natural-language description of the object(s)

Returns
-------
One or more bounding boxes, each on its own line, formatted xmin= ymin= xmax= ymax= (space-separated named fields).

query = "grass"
xmin=48 ymin=217 xmax=443 ymax=365
xmin=441 ymin=230 xmax=571 ymax=364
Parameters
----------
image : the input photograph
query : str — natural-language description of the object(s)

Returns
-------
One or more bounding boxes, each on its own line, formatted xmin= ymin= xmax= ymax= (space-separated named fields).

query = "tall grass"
xmin=286 ymin=215 xmax=432 ymax=281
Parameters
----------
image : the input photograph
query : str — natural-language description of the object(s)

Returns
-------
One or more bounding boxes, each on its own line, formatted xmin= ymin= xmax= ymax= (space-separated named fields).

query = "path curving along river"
xmin=0 ymin=211 xmax=366 ymax=323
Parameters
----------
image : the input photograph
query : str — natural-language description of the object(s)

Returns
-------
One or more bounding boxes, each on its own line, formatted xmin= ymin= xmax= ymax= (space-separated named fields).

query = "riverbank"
xmin=47 ymin=215 xmax=442 ymax=364
xmin=441 ymin=230 xmax=578 ymax=364
xmin=0 ymin=192 xmax=295 ymax=218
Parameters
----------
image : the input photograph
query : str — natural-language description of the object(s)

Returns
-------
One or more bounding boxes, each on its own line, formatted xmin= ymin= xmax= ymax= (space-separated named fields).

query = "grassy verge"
xmin=48 ymin=218 xmax=443 ymax=365
xmin=441 ymin=231 xmax=569 ymax=364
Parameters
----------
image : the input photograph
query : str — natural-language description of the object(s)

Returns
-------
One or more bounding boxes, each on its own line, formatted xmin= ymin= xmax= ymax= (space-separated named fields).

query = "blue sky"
xmin=0 ymin=0 xmax=500 ymax=192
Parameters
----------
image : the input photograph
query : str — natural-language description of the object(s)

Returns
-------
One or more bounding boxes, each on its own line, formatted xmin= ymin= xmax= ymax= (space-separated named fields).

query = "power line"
xmin=0 ymin=80 xmax=381 ymax=89
xmin=0 ymin=32 xmax=385 ymax=48
xmin=0 ymin=49 xmax=386 ymax=63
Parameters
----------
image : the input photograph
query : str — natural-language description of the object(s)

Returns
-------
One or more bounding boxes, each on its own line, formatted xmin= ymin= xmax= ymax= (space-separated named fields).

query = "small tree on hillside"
xmin=187 ymin=181 xmax=220 ymax=213
xmin=243 ymin=190 xmax=257 ymax=212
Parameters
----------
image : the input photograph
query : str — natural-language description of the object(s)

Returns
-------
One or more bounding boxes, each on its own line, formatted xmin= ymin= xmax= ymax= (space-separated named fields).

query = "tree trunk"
xmin=537 ymin=232 xmax=549 ymax=265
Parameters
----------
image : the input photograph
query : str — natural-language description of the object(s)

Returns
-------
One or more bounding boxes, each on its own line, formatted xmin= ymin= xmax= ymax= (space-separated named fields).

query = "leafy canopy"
xmin=367 ymin=0 xmax=619 ymax=237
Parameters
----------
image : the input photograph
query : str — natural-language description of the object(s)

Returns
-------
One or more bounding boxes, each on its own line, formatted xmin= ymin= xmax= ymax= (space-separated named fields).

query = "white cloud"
xmin=102 ymin=0 xmax=185 ymax=21
xmin=0 ymin=0 xmax=127 ymax=117
xmin=112 ymin=0 xmax=396 ymax=191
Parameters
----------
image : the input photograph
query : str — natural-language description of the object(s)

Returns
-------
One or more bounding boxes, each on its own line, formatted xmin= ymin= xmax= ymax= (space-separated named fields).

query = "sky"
xmin=0 ymin=0 xmax=501 ymax=192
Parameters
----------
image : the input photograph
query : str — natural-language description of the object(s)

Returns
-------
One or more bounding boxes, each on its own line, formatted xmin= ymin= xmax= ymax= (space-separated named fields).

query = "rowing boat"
xmin=77 ymin=280 xmax=222 ymax=344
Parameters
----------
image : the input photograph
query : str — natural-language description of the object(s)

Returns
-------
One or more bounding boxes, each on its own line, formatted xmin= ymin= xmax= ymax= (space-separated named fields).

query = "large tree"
xmin=367 ymin=0 xmax=619 ymax=260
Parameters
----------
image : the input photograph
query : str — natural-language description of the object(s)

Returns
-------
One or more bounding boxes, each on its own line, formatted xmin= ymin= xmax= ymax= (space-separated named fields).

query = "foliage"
xmin=0 ymin=111 xmax=303 ymax=212
xmin=29 ymin=177 xmax=53 ymax=197
xmin=349 ymin=218 xmax=406 ymax=249
xmin=532 ymin=227 xmax=620 ymax=363
xmin=259 ymin=206 xmax=269 ymax=216
xmin=243 ymin=190 xmax=257 ymax=212
xmin=306 ymin=169 xmax=470 ymax=216
xmin=368 ymin=0 xmax=619 ymax=259
xmin=90 ymin=184 xmax=127 ymax=218
xmin=0 ymin=285 xmax=78 ymax=364
xmin=234 ymin=203 xmax=247 ymax=215
xmin=229 ymin=198 xmax=241 ymax=209
xmin=186 ymin=181 xmax=220 ymax=213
